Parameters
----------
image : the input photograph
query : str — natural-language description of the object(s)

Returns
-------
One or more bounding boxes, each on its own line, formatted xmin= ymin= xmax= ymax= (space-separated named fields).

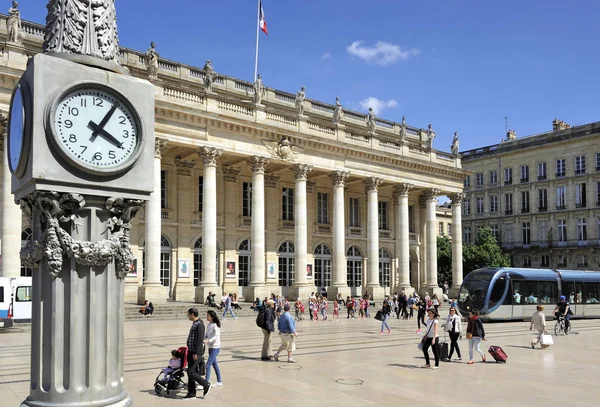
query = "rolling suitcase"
xmin=439 ymin=331 xmax=449 ymax=361
xmin=488 ymin=345 xmax=507 ymax=363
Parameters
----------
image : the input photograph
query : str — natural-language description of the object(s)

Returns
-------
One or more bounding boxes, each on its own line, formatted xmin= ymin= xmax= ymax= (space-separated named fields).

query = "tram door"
xmin=511 ymin=280 xmax=524 ymax=320
xmin=564 ymin=282 xmax=583 ymax=318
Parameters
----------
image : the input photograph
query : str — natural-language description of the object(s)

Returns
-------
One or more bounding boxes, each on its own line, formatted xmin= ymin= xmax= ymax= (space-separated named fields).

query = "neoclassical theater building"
xmin=0 ymin=15 xmax=467 ymax=302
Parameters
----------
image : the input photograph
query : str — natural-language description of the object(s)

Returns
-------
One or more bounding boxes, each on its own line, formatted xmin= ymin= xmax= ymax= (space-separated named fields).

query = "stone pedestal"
xmin=329 ymin=285 xmax=350 ymax=301
xmin=173 ymin=281 xmax=194 ymax=301
xmin=367 ymin=286 xmax=386 ymax=302
xmin=137 ymin=284 xmax=168 ymax=305
xmin=196 ymin=286 xmax=222 ymax=304
xmin=289 ymin=286 xmax=315 ymax=302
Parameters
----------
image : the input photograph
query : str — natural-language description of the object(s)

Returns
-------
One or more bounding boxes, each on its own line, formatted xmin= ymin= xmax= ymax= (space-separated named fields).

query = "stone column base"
xmin=173 ymin=282 xmax=195 ymax=301
xmin=124 ymin=281 xmax=139 ymax=303
xmin=329 ymin=285 xmax=350 ymax=300
xmin=245 ymin=286 xmax=271 ymax=303
xmin=137 ymin=285 xmax=168 ymax=305
xmin=195 ymin=286 xmax=222 ymax=303
xmin=426 ymin=285 xmax=444 ymax=298
xmin=366 ymin=286 xmax=386 ymax=302
xmin=289 ymin=285 xmax=315 ymax=301
xmin=22 ymin=395 xmax=132 ymax=407
xmin=397 ymin=286 xmax=416 ymax=297
xmin=449 ymin=285 xmax=461 ymax=299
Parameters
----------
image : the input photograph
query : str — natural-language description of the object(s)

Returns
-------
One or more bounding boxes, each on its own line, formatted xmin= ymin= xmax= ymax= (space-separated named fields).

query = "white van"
xmin=11 ymin=277 xmax=32 ymax=322
xmin=0 ymin=278 xmax=14 ymax=328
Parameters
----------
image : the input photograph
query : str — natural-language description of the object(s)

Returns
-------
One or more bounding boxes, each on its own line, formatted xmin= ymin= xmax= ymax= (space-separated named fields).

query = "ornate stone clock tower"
xmin=8 ymin=2 xmax=154 ymax=406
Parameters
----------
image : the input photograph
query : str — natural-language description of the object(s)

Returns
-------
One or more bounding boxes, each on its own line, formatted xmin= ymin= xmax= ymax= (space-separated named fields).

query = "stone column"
xmin=423 ymin=188 xmax=442 ymax=296
xmin=248 ymin=156 xmax=270 ymax=300
xmin=330 ymin=171 xmax=349 ymax=299
xmin=1 ymin=132 xmax=22 ymax=277
xmin=173 ymin=158 xmax=196 ymax=301
xmin=366 ymin=177 xmax=384 ymax=300
xmin=290 ymin=164 xmax=312 ymax=300
xmin=196 ymin=147 xmax=223 ymax=300
xmin=222 ymin=166 xmax=242 ymax=297
xmin=449 ymin=193 xmax=465 ymax=297
xmin=395 ymin=183 xmax=413 ymax=292
xmin=137 ymin=138 xmax=168 ymax=304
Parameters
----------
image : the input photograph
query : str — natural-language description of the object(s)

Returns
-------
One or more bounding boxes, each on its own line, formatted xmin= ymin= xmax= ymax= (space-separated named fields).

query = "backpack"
xmin=256 ymin=309 xmax=267 ymax=329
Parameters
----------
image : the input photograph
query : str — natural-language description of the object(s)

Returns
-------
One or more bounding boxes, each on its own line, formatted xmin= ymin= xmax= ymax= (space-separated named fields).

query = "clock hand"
xmin=88 ymin=121 xmax=124 ymax=149
xmin=90 ymin=103 xmax=118 ymax=141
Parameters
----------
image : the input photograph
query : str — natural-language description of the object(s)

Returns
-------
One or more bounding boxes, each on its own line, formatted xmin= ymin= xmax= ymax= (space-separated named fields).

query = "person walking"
xmin=530 ymin=305 xmax=547 ymax=348
xmin=222 ymin=293 xmax=237 ymax=319
xmin=320 ymin=297 xmax=328 ymax=321
xmin=379 ymin=299 xmax=392 ymax=335
xmin=204 ymin=310 xmax=222 ymax=386
xmin=364 ymin=297 xmax=371 ymax=318
xmin=466 ymin=311 xmax=486 ymax=364
xmin=346 ymin=296 xmax=354 ymax=318
xmin=421 ymin=309 xmax=441 ymax=369
xmin=260 ymin=300 xmax=276 ymax=361
xmin=333 ymin=298 xmax=339 ymax=320
xmin=417 ymin=298 xmax=427 ymax=331
xmin=273 ymin=304 xmax=298 ymax=363
xmin=444 ymin=307 xmax=462 ymax=361
xmin=183 ymin=308 xmax=211 ymax=399
xmin=408 ymin=295 xmax=416 ymax=320
xmin=432 ymin=294 xmax=440 ymax=313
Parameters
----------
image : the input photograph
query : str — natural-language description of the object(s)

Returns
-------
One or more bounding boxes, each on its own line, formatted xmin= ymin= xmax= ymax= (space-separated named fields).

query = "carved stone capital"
xmin=292 ymin=164 xmax=311 ymax=180
xmin=265 ymin=173 xmax=281 ymax=188
xmin=248 ymin=156 xmax=270 ymax=173
xmin=175 ymin=158 xmax=195 ymax=176
xmin=395 ymin=183 xmax=413 ymax=198
xmin=421 ymin=188 xmax=441 ymax=202
xmin=197 ymin=146 xmax=223 ymax=166
xmin=365 ymin=177 xmax=383 ymax=193
xmin=222 ymin=166 xmax=241 ymax=182
xmin=449 ymin=193 xmax=465 ymax=205
xmin=306 ymin=180 xmax=316 ymax=194
xmin=154 ymin=138 xmax=169 ymax=159
xmin=330 ymin=171 xmax=350 ymax=187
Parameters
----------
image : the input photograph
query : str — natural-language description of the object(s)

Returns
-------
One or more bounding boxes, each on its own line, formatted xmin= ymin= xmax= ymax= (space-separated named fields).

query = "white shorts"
xmin=280 ymin=333 xmax=296 ymax=351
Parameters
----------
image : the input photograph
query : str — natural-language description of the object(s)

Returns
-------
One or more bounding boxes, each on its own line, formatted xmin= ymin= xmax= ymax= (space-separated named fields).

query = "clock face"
xmin=8 ymin=84 xmax=26 ymax=175
xmin=51 ymin=87 xmax=141 ymax=174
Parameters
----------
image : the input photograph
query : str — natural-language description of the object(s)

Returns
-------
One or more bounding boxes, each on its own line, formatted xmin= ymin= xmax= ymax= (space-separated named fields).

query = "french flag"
xmin=259 ymin=1 xmax=268 ymax=35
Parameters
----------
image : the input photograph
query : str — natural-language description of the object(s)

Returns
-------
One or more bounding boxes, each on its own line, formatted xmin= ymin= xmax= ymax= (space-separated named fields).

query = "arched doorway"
xmin=21 ymin=228 xmax=33 ymax=277
xmin=192 ymin=238 xmax=220 ymax=286
xmin=142 ymin=235 xmax=172 ymax=295
xmin=379 ymin=248 xmax=391 ymax=295
xmin=278 ymin=241 xmax=295 ymax=297
xmin=314 ymin=244 xmax=332 ymax=292
xmin=238 ymin=239 xmax=251 ymax=289
xmin=347 ymin=246 xmax=362 ymax=297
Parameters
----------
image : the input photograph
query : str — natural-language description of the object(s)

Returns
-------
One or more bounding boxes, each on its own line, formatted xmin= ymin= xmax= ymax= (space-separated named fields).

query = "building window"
xmin=556 ymin=159 xmax=566 ymax=177
xmin=520 ymin=165 xmax=529 ymax=182
xmin=349 ymin=197 xmax=360 ymax=227
xmin=378 ymin=201 xmax=388 ymax=230
xmin=597 ymin=182 xmax=600 ymax=206
xmin=556 ymin=186 xmax=566 ymax=210
xmin=314 ymin=244 xmax=332 ymax=289
xmin=489 ymin=170 xmax=498 ymax=184
xmin=448 ymin=223 xmax=452 ymax=236
xmin=408 ymin=206 xmax=414 ymax=232
xmin=463 ymin=199 xmax=471 ymax=215
xmin=464 ymin=226 xmax=471 ymax=244
xmin=242 ymin=182 xmax=252 ymax=217
xmin=193 ymin=238 xmax=202 ymax=286
xmin=347 ymin=246 xmax=363 ymax=290
xmin=538 ymin=188 xmax=547 ymax=211
xmin=504 ymin=168 xmax=513 ymax=185
xmin=476 ymin=173 xmax=484 ymax=186
xmin=521 ymin=191 xmax=530 ymax=213
xmin=476 ymin=197 xmax=484 ymax=214
xmin=575 ymin=183 xmax=586 ymax=208
xmin=522 ymin=222 xmax=531 ymax=245
xmin=577 ymin=218 xmax=587 ymax=241
xmin=558 ymin=220 xmax=567 ymax=242
xmin=558 ymin=255 xmax=567 ymax=267
xmin=490 ymin=195 xmax=498 ymax=213
xmin=238 ymin=239 xmax=251 ymax=287
xmin=317 ymin=192 xmax=329 ymax=224
xmin=198 ymin=176 xmax=204 ymax=212
xmin=282 ymin=188 xmax=294 ymax=221
xmin=161 ymin=170 xmax=167 ymax=209
xmin=278 ymin=241 xmax=295 ymax=288
xmin=439 ymin=222 xmax=444 ymax=235
xmin=378 ymin=248 xmax=391 ymax=287
xmin=504 ymin=224 xmax=513 ymax=244
xmin=538 ymin=162 xmax=546 ymax=180
xmin=464 ymin=176 xmax=471 ymax=188
xmin=505 ymin=193 xmax=513 ymax=214
xmin=491 ymin=224 xmax=499 ymax=241
xmin=538 ymin=221 xmax=547 ymax=242
xmin=596 ymin=152 xmax=600 ymax=172
xmin=541 ymin=255 xmax=550 ymax=267
xmin=577 ymin=254 xmax=588 ymax=268
xmin=522 ymin=256 xmax=532 ymax=268
xmin=575 ymin=155 xmax=586 ymax=175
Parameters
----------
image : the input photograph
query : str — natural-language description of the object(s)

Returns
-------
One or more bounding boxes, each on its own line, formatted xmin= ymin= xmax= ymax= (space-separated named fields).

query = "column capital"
xmin=154 ymin=138 xmax=168 ymax=158
xmin=395 ymin=183 xmax=413 ymax=197
xmin=291 ymin=164 xmax=312 ymax=180
xmin=248 ymin=156 xmax=270 ymax=173
xmin=222 ymin=166 xmax=241 ymax=182
xmin=197 ymin=146 xmax=223 ymax=166
xmin=330 ymin=170 xmax=350 ymax=187
xmin=175 ymin=158 xmax=195 ymax=176
xmin=265 ymin=173 xmax=281 ymax=188
xmin=365 ymin=177 xmax=383 ymax=193
xmin=449 ymin=192 xmax=465 ymax=205
xmin=421 ymin=188 xmax=441 ymax=202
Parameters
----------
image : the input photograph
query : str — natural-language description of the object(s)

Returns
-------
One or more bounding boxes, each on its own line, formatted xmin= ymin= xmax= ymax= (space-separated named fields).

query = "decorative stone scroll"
xmin=222 ymin=166 xmax=241 ymax=182
xmin=365 ymin=177 xmax=383 ymax=192
xmin=19 ymin=192 xmax=142 ymax=279
xmin=154 ymin=138 xmax=168 ymax=158
xmin=261 ymin=137 xmax=301 ymax=162
xmin=449 ymin=192 xmax=465 ymax=205
xmin=175 ymin=158 xmax=195 ymax=176
xmin=292 ymin=164 xmax=311 ymax=180
xmin=197 ymin=146 xmax=223 ymax=166
xmin=330 ymin=170 xmax=349 ymax=187
xmin=248 ymin=156 xmax=269 ymax=173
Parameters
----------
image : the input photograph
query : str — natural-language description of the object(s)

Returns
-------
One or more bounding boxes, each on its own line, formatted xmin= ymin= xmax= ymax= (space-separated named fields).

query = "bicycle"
xmin=554 ymin=315 xmax=571 ymax=336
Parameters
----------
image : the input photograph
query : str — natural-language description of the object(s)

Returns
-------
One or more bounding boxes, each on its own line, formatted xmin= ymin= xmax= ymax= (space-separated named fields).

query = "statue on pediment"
xmin=7 ymin=1 xmax=21 ymax=44
xmin=366 ymin=107 xmax=376 ymax=134
xmin=426 ymin=124 xmax=435 ymax=149
xmin=253 ymin=74 xmax=265 ymax=104
xmin=332 ymin=97 xmax=343 ymax=125
xmin=400 ymin=116 xmax=407 ymax=141
xmin=203 ymin=60 xmax=217 ymax=91
xmin=145 ymin=42 xmax=159 ymax=80
xmin=295 ymin=86 xmax=306 ymax=116
xmin=451 ymin=132 xmax=459 ymax=155
xmin=261 ymin=136 xmax=302 ymax=162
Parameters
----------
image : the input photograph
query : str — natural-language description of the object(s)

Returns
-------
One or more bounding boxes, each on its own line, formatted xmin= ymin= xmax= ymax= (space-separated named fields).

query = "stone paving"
xmin=1 ymin=313 xmax=599 ymax=407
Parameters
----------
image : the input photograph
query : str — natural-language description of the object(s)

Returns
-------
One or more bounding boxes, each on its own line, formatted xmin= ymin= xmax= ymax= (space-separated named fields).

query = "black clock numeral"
xmin=69 ymin=134 xmax=77 ymax=143
xmin=65 ymin=120 xmax=73 ymax=129
xmin=80 ymin=145 xmax=88 ymax=154
xmin=118 ymin=116 xmax=127 ymax=125
xmin=80 ymin=98 xmax=87 ymax=108
xmin=93 ymin=152 xmax=102 ymax=161
xmin=94 ymin=97 xmax=104 ymax=107
xmin=122 ymin=130 xmax=129 ymax=138
xmin=108 ymin=150 xmax=116 ymax=159
xmin=68 ymin=107 xmax=79 ymax=116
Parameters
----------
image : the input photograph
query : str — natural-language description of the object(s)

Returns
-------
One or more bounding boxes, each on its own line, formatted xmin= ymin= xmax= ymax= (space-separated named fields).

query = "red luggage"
xmin=488 ymin=345 xmax=507 ymax=363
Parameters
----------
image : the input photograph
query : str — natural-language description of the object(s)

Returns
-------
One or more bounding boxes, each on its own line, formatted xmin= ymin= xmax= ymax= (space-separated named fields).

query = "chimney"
xmin=552 ymin=118 xmax=570 ymax=131
xmin=506 ymin=129 xmax=517 ymax=141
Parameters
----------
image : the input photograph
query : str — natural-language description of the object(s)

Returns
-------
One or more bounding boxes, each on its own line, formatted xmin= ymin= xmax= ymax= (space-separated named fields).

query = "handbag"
xmin=374 ymin=310 xmax=383 ymax=321
xmin=417 ymin=322 xmax=434 ymax=350
xmin=196 ymin=356 xmax=206 ymax=376
xmin=540 ymin=334 xmax=553 ymax=346
xmin=466 ymin=333 xmax=473 ymax=339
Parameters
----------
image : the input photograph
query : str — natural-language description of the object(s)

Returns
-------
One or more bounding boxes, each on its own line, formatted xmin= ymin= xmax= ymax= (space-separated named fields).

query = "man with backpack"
xmin=258 ymin=299 xmax=276 ymax=361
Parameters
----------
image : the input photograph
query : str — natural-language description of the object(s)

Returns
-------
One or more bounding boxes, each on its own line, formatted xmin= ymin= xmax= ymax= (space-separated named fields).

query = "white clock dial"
xmin=52 ymin=87 xmax=140 ymax=173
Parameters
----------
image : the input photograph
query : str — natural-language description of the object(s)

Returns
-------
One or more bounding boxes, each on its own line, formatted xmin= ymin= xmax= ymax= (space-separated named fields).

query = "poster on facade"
xmin=267 ymin=263 xmax=276 ymax=279
xmin=226 ymin=262 xmax=236 ymax=278
xmin=127 ymin=259 xmax=137 ymax=277
xmin=306 ymin=264 xmax=313 ymax=279
xmin=178 ymin=260 xmax=190 ymax=278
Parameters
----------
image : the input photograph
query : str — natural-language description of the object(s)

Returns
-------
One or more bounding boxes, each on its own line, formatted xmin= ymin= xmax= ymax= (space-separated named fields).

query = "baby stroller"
xmin=154 ymin=346 xmax=187 ymax=397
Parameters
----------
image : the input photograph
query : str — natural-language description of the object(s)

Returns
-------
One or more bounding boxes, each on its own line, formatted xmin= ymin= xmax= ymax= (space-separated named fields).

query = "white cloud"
xmin=321 ymin=52 xmax=332 ymax=60
xmin=347 ymin=41 xmax=420 ymax=66
xmin=359 ymin=97 xmax=398 ymax=115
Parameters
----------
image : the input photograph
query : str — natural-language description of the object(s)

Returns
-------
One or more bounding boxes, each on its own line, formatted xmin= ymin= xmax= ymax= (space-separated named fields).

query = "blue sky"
xmin=20 ymin=1 xmax=600 ymax=152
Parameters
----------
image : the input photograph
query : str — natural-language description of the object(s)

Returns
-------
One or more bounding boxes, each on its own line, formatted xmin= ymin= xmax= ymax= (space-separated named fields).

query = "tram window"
xmin=565 ymin=282 xmax=583 ymax=304
xmin=512 ymin=281 xmax=523 ymax=304
xmin=489 ymin=275 xmax=508 ymax=308
xmin=538 ymin=281 xmax=556 ymax=304
xmin=524 ymin=281 xmax=539 ymax=304
xmin=583 ymin=282 xmax=600 ymax=304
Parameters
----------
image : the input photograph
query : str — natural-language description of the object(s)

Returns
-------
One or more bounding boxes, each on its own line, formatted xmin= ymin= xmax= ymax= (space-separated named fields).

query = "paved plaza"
xmin=1 ymin=314 xmax=599 ymax=407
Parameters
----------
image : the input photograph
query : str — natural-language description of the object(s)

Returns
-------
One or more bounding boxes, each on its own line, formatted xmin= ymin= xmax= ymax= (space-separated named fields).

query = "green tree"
xmin=463 ymin=227 xmax=510 ymax=275
xmin=436 ymin=235 xmax=453 ymax=285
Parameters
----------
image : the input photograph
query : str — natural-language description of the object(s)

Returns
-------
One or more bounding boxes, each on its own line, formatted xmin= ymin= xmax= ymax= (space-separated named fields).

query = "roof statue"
xmin=426 ymin=124 xmax=435 ymax=149
xmin=253 ymin=73 xmax=265 ymax=105
xmin=400 ymin=116 xmax=407 ymax=141
xmin=203 ymin=60 xmax=217 ymax=91
xmin=332 ymin=97 xmax=343 ymax=126
xmin=451 ymin=132 xmax=459 ymax=155
xmin=366 ymin=107 xmax=376 ymax=134
xmin=145 ymin=41 xmax=159 ymax=80
xmin=295 ymin=86 xmax=306 ymax=116
xmin=7 ymin=1 xmax=21 ymax=44
xmin=43 ymin=0 xmax=126 ymax=73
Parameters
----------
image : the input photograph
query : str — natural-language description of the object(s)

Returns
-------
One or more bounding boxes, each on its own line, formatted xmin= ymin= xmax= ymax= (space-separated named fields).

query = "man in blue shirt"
xmin=273 ymin=304 xmax=298 ymax=363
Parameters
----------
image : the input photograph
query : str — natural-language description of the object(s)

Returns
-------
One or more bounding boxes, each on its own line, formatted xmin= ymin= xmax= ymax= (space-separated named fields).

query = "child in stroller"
xmin=154 ymin=347 xmax=187 ymax=397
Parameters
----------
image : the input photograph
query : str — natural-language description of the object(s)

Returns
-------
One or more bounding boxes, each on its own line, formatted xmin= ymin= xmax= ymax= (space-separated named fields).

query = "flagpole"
xmin=254 ymin=0 xmax=261 ymax=82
